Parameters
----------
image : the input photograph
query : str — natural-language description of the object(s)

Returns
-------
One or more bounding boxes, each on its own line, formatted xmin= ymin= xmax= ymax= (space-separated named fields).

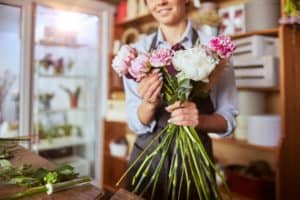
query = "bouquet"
xmin=112 ymin=35 xmax=236 ymax=199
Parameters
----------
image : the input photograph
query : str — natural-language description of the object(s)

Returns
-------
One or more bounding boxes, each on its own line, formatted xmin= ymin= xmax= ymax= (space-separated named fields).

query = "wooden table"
xmin=0 ymin=147 xmax=113 ymax=200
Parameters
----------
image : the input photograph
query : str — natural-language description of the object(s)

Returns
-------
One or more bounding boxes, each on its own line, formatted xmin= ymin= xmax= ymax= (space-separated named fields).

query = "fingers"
xmin=165 ymin=101 xmax=181 ymax=112
xmin=168 ymin=115 xmax=199 ymax=127
xmin=138 ymin=69 xmax=162 ymax=104
xmin=165 ymin=101 xmax=196 ymax=112
xmin=148 ymin=82 xmax=163 ymax=102
xmin=166 ymin=101 xmax=199 ymax=127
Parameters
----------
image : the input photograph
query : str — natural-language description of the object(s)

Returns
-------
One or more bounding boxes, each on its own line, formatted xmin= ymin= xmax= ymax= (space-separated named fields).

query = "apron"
xmin=125 ymin=28 xmax=215 ymax=200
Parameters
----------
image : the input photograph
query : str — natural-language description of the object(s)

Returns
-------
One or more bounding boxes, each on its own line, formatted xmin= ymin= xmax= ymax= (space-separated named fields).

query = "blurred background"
xmin=0 ymin=0 xmax=299 ymax=199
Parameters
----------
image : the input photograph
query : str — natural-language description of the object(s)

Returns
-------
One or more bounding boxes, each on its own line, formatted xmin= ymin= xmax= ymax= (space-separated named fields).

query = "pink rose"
xmin=112 ymin=45 xmax=137 ymax=76
xmin=209 ymin=35 xmax=236 ymax=59
xmin=149 ymin=48 xmax=174 ymax=67
xmin=129 ymin=53 xmax=151 ymax=82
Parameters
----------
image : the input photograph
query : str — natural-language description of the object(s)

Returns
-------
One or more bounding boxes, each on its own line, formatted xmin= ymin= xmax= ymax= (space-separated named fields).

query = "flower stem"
xmin=116 ymin=125 xmax=169 ymax=186
xmin=0 ymin=186 xmax=47 ymax=200
xmin=0 ymin=177 xmax=90 ymax=200
xmin=46 ymin=176 xmax=91 ymax=194
xmin=187 ymin=127 xmax=231 ymax=198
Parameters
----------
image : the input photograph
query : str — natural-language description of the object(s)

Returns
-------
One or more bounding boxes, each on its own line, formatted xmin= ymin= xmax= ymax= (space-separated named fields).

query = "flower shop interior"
xmin=0 ymin=0 xmax=299 ymax=199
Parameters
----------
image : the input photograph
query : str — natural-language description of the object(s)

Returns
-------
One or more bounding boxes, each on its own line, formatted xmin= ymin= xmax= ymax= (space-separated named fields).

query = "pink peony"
xmin=208 ymin=35 xmax=236 ymax=59
xmin=149 ymin=48 xmax=174 ymax=67
xmin=112 ymin=45 xmax=137 ymax=76
xmin=129 ymin=53 xmax=151 ymax=82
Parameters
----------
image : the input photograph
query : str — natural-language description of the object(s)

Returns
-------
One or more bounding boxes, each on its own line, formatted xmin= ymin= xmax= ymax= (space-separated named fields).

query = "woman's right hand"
xmin=137 ymin=69 xmax=163 ymax=106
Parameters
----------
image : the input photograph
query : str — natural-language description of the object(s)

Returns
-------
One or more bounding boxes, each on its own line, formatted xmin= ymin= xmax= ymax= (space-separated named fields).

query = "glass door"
xmin=32 ymin=4 xmax=100 ymax=177
xmin=0 ymin=3 xmax=22 ymax=137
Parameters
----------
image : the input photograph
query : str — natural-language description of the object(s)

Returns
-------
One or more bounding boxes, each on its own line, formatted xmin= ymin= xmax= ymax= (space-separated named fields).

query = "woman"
xmin=123 ymin=0 xmax=238 ymax=199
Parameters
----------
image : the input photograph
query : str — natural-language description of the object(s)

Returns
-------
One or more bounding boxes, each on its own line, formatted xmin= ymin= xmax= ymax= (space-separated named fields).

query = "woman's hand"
xmin=137 ymin=69 xmax=163 ymax=106
xmin=165 ymin=101 xmax=200 ymax=128
xmin=137 ymin=69 xmax=163 ymax=126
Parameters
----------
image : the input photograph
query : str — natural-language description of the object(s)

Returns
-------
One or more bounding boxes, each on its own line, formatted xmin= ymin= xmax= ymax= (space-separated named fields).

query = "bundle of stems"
xmin=117 ymin=68 xmax=231 ymax=200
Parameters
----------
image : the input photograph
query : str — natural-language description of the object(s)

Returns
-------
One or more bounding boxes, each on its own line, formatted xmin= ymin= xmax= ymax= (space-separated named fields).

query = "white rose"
xmin=172 ymin=47 xmax=219 ymax=82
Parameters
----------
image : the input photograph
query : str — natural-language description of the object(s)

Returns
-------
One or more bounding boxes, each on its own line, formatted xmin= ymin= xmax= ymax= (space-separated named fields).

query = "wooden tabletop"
xmin=0 ymin=146 xmax=113 ymax=200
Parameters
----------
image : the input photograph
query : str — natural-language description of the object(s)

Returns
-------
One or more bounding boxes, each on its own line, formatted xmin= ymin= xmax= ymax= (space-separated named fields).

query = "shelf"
xmin=38 ymin=108 xmax=89 ymax=113
xmin=116 ymin=14 xmax=154 ymax=26
xmin=32 ymin=136 xmax=87 ymax=151
xmin=36 ymin=74 xmax=93 ymax=79
xmin=36 ymin=40 xmax=88 ymax=48
xmin=230 ymin=28 xmax=279 ymax=40
xmin=237 ymin=86 xmax=280 ymax=92
xmin=212 ymin=137 xmax=277 ymax=152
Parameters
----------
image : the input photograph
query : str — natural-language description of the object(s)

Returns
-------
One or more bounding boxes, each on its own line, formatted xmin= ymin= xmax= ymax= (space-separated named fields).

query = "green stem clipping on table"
xmin=0 ymin=159 xmax=91 ymax=199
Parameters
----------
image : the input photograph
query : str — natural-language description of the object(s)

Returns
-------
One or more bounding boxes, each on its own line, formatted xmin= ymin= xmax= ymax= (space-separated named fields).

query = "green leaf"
xmin=44 ymin=171 xmax=58 ymax=184
xmin=0 ymin=159 xmax=12 ymax=168
xmin=9 ymin=176 xmax=40 ymax=187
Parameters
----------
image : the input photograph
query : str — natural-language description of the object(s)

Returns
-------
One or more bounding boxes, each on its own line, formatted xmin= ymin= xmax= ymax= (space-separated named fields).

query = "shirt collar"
xmin=156 ymin=20 xmax=194 ymax=48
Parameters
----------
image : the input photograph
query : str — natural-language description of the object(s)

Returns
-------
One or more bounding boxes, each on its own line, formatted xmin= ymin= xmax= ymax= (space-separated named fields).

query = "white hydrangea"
xmin=172 ymin=47 xmax=219 ymax=82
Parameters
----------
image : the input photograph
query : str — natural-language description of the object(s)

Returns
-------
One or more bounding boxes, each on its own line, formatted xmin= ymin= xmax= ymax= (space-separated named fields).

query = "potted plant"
xmin=38 ymin=92 xmax=54 ymax=110
xmin=60 ymin=86 xmax=81 ymax=108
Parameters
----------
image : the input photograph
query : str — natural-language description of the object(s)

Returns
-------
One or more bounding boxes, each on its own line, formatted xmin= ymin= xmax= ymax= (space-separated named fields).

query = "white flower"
xmin=172 ymin=47 xmax=219 ymax=82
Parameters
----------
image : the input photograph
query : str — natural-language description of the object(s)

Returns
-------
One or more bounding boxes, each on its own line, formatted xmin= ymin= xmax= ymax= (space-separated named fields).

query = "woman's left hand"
xmin=165 ymin=101 xmax=199 ymax=127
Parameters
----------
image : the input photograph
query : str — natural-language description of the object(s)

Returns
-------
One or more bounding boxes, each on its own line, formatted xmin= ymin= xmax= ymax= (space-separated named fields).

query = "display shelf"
xmin=237 ymin=86 xmax=280 ymax=92
xmin=38 ymin=108 xmax=89 ymax=113
xmin=116 ymin=14 xmax=154 ymax=26
xmin=36 ymin=40 xmax=88 ymax=48
xmin=32 ymin=136 xmax=87 ymax=151
xmin=36 ymin=74 xmax=93 ymax=79
xmin=230 ymin=28 xmax=279 ymax=40
xmin=212 ymin=137 xmax=277 ymax=152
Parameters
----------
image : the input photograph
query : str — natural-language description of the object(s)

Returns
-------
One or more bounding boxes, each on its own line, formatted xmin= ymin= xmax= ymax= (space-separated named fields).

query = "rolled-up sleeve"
xmin=214 ymin=62 xmax=239 ymax=137
xmin=123 ymin=77 xmax=157 ymax=135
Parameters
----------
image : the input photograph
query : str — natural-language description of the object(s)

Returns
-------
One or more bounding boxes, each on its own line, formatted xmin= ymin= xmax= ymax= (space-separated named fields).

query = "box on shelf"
xmin=233 ymin=35 xmax=278 ymax=62
xmin=126 ymin=0 xmax=138 ymax=20
xmin=245 ymin=0 xmax=280 ymax=32
xmin=247 ymin=115 xmax=281 ymax=147
xmin=218 ymin=0 xmax=280 ymax=34
xmin=218 ymin=4 xmax=246 ymax=35
xmin=234 ymin=115 xmax=248 ymax=141
xmin=233 ymin=56 xmax=279 ymax=88
xmin=238 ymin=91 xmax=266 ymax=115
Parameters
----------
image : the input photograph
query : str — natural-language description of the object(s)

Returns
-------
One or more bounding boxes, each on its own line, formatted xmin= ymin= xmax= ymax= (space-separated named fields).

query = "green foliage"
xmin=37 ymin=123 xmax=82 ymax=140
xmin=60 ymin=85 xmax=81 ymax=98
xmin=285 ymin=0 xmax=300 ymax=16
xmin=0 ymin=160 xmax=78 ymax=188
xmin=44 ymin=171 xmax=58 ymax=184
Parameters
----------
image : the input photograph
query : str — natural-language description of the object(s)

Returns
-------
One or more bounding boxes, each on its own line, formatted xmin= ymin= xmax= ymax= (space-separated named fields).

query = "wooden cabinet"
xmin=105 ymin=0 xmax=300 ymax=198
xmin=103 ymin=120 xmax=128 ymax=191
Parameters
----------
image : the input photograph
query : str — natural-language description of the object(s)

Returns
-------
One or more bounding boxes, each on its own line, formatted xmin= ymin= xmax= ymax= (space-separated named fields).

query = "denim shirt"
xmin=123 ymin=20 xmax=239 ymax=137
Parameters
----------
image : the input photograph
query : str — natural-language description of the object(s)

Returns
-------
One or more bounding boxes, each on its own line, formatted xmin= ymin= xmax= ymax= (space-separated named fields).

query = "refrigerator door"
xmin=32 ymin=4 xmax=101 ymax=178
xmin=0 ymin=3 xmax=22 ymax=137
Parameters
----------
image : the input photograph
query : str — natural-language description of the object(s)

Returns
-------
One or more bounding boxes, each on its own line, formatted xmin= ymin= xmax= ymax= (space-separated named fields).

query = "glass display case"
xmin=0 ymin=3 xmax=22 ymax=137
xmin=32 ymin=4 xmax=101 ymax=177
